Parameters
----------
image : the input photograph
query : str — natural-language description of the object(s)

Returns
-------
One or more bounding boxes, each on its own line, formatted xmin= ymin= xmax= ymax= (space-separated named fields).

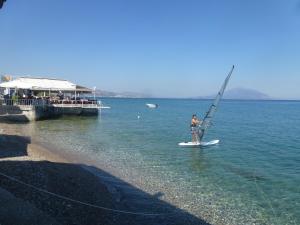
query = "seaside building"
xmin=0 ymin=77 xmax=101 ymax=122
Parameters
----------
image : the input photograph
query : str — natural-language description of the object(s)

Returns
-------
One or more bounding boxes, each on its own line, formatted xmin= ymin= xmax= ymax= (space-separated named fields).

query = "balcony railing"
xmin=51 ymin=99 xmax=100 ymax=108
xmin=0 ymin=99 xmax=50 ymax=106
xmin=0 ymin=98 xmax=100 ymax=108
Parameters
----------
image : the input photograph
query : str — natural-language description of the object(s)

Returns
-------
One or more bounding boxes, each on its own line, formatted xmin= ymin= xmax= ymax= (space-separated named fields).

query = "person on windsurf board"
xmin=190 ymin=114 xmax=203 ymax=143
xmin=179 ymin=65 xmax=234 ymax=147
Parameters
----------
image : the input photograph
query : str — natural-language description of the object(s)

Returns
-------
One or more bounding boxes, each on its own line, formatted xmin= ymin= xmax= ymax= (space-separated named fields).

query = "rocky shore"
xmin=0 ymin=123 xmax=210 ymax=225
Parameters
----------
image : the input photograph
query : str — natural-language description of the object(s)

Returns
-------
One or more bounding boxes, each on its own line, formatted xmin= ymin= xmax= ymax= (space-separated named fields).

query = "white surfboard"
xmin=178 ymin=139 xmax=219 ymax=147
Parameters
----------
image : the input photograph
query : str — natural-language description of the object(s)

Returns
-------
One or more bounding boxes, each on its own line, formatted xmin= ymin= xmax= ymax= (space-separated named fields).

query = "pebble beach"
xmin=0 ymin=123 xmax=210 ymax=225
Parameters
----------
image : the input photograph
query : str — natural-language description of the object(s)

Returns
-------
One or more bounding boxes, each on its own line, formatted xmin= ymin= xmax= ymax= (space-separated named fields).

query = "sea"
xmin=26 ymin=98 xmax=300 ymax=225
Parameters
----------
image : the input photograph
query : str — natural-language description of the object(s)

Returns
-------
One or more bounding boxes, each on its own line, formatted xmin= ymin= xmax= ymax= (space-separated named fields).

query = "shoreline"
xmin=0 ymin=123 xmax=210 ymax=225
xmin=0 ymin=123 xmax=116 ymax=225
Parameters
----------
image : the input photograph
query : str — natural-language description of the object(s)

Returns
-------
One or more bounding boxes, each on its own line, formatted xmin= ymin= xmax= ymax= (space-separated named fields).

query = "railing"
xmin=50 ymin=99 xmax=100 ymax=108
xmin=0 ymin=99 xmax=50 ymax=106
xmin=0 ymin=98 xmax=100 ymax=108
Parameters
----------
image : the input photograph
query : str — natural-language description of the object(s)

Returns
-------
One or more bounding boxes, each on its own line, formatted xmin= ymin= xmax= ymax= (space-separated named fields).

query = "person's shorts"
xmin=191 ymin=127 xmax=198 ymax=133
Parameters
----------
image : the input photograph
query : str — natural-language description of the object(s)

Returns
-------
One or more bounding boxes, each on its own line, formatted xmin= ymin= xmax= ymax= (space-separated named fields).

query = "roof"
xmin=0 ymin=77 xmax=92 ymax=92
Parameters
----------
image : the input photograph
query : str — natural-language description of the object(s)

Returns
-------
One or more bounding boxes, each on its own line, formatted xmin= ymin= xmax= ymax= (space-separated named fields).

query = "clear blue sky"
xmin=0 ymin=0 xmax=299 ymax=98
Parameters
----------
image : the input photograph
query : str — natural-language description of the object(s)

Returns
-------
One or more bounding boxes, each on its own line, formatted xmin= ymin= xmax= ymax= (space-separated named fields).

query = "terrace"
xmin=0 ymin=77 xmax=102 ymax=121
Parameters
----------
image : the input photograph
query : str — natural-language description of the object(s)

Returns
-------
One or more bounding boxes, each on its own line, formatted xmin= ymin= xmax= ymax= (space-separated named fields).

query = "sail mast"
xmin=199 ymin=65 xmax=234 ymax=141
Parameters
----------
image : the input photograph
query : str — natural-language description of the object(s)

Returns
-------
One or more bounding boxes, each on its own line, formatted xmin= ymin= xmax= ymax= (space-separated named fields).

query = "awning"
xmin=0 ymin=79 xmax=32 ymax=89
xmin=0 ymin=77 xmax=93 ymax=93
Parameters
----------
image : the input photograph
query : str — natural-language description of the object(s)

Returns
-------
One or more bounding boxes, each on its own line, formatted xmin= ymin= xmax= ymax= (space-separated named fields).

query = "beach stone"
xmin=0 ymin=187 xmax=14 ymax=201
xmin=0 ymin=187 xmax=60 ymax=225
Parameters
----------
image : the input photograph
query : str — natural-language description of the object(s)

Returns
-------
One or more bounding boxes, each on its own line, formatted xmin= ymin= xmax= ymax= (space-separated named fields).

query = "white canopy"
xmin=0 ymin=79 xmax=32 ymax=89
xmin=0 ymin=77 xmax=91 ymax=92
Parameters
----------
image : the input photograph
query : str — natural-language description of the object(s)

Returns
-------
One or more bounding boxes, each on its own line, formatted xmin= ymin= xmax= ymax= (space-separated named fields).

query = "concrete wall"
xmin=0 ymin=105 xmax=98 ymax=122
xmin=81 ymin=107 xmax=99 ymax=115
xmin=0 ymin=105 xmax=33 ymax=122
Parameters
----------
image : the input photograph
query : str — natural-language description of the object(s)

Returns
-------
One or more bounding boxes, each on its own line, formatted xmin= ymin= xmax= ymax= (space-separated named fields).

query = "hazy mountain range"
xmin=197 ymin=88 xmax=271 ymax=100
xmin=96 ymin=88 xmax=271 ymax=100
xmin=224 ymin=88 xmax=271 ymax=100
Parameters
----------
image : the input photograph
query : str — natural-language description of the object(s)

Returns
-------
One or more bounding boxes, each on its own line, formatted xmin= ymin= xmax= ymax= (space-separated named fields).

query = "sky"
xmin=0 ymin=0 xmax=300 ymax=99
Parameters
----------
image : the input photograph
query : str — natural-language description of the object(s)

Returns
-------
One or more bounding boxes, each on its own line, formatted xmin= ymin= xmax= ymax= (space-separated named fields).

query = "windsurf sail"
xmin=199 ymin=65 xmax=234 ymax=141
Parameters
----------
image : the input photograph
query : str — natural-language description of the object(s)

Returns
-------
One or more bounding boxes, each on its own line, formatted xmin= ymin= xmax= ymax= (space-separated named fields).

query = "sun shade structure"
xmin=0 ymin=77 xmax=92 ymax=93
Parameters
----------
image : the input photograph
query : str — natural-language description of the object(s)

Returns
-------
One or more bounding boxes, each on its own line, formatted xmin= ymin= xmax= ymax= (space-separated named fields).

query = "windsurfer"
xmin=191 ymin=114 xmax=202 ymax=143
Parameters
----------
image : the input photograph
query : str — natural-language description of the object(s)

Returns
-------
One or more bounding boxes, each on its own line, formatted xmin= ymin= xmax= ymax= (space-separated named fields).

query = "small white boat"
xmin=146 ymin=103 xmax=158 ymax=108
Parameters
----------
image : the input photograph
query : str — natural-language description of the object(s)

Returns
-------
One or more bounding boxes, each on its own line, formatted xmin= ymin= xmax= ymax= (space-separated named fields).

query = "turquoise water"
xmin=30 ymin=99 xmax=300 ymax=225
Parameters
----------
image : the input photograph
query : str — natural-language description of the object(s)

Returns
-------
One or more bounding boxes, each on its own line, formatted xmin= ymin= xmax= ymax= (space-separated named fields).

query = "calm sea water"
xmin=29 ymin=98 xmax=300 ymax=225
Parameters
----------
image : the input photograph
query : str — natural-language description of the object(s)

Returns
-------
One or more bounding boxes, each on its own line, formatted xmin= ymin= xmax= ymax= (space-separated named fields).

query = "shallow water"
xmin=28 ymin=99 xmax=300 ymax=225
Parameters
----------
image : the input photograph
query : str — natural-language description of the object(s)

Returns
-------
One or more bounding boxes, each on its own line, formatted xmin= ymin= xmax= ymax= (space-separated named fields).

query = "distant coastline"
xmin=98 ymin=96 xmax=300 ymax=101
xmin=95 ymin=87 xmax=289 ymax=100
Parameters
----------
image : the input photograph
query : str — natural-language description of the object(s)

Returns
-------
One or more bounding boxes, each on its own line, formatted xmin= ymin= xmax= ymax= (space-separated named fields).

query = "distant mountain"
xmin=95 ymin=90 xmax=151 ymax=98
xmin=96 ymin=87 xmax=271 ymax=99
xmin=197 ymin=88 xmax=271 ymax=100
xmin=224 ymin=88 xmax=271 ymax=100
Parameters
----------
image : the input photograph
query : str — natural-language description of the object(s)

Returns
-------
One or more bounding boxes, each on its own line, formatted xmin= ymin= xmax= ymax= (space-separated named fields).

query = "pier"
xmin=0 ymin=77 xmax=101 ymax=122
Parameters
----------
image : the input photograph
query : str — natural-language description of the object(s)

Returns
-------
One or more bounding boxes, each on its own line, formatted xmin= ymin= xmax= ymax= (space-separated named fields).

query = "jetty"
xmin=0 ymin=77 xmax=101 ymax=122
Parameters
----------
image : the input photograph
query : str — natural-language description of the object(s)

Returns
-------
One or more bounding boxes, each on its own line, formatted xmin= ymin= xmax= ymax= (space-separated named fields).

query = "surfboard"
xmin=178 ymin=139 xmax=219 ymax=147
